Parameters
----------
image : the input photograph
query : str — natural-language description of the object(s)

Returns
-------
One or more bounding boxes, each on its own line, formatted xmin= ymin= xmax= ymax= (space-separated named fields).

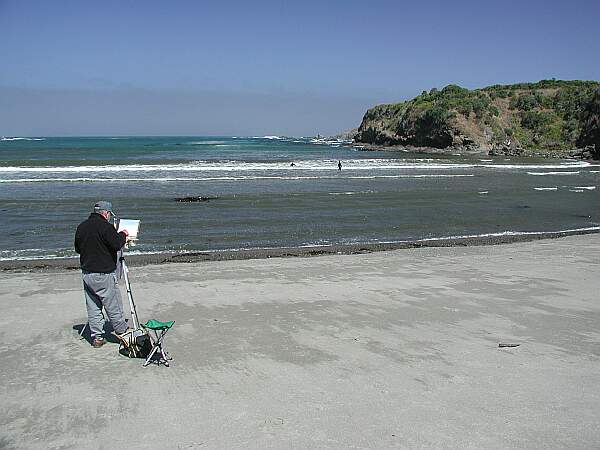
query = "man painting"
xmin=74 ymin=201 xmax=130 ymax=348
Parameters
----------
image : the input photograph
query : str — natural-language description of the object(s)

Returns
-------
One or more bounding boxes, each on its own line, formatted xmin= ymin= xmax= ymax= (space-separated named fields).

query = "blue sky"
xmin=1 ymin=0 xmax=599 ymax=136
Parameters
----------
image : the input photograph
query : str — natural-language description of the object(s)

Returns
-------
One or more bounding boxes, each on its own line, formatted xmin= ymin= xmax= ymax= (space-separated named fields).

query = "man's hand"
xmin=120 ymin=229 xmax=129 ymax=239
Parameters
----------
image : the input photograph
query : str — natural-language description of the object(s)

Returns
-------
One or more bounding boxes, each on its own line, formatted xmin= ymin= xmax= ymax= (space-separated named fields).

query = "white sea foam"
xmin=534 ymin=187 xmax=558 ymax=191
xmin=527 ymin=171 xmax=580 ymax=176
xmin=0 ymin=161 xmax=473 ymax=173
xmin=310 ymin=138 xmax=351 ymax=146
xmin=0 ymin=158 xmax=589 ymax=174
xmin=1 ymin=137 xmax=45 ymax=141
xmin=0 ymin=250 xmax=72 ymax=261
xmin=191 ymin=227 xmax=600 ymax=251
xmin=478 ymin=191 xmax=488 ymax=194
xmin=0 ymin=248 xmax=44 ymax=255
xmin=186 ymin=141 xmax=227 ymax=145
xmin=328 ymin=191 xmax=374 ymax=195
xmin=0 ymin=174 xmax=476 ymax=183
xmin=570 ymin=186 xmax=596 ymax=190
xmin=487 ymin=161 xmax=589 ymax=169
xmin=0 ymin=248 xmax=172 ymax=261
xmin=419 ymin=226 xmax=600 ymax=242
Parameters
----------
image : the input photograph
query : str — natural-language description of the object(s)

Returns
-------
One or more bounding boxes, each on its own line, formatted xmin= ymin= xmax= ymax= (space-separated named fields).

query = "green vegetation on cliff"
xmin=355 ymin=79 xmax=600 ymax=155
xmin=577 ymin=88 xmax=600 ymax=153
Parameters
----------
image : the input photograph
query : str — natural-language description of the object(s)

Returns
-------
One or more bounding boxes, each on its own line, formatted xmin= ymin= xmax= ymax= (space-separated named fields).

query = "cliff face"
xmin=577 ymin=88 xmax=600 ymax=157
xmin=355 ymin=80 xmax=600 ymax=155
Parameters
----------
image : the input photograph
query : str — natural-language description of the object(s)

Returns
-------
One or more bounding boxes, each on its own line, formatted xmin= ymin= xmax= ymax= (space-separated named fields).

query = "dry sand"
xmin=1 ymin=234 xmax=599 ymax=449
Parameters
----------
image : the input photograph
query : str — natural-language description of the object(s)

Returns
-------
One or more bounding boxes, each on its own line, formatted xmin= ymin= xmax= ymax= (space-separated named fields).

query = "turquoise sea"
xmin=0 ymin=136 xmax=599 ymax=260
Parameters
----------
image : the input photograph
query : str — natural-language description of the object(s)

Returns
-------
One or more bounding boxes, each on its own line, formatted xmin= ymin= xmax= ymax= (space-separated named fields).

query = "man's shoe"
xmin=92 ymin=337 xmax=106 ymax=348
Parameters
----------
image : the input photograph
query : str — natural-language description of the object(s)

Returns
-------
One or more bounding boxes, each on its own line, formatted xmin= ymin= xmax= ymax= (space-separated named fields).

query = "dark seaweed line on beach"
xmin=1 ymin=228 xmax=598 ymax=273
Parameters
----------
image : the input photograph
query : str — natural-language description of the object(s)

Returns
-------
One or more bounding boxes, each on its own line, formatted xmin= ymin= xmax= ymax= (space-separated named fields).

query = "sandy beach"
xmin=1 ymin=234 xmax=600 ymax=449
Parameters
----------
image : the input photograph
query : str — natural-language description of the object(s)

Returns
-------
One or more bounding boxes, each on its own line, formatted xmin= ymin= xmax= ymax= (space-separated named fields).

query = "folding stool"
xmin=141 ymin=319 xmax=175 ymax=367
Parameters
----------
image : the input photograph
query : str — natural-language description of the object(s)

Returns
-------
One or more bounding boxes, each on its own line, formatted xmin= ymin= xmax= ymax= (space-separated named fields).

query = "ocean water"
xmin=0 ymin=136 xmax=599 ymax=260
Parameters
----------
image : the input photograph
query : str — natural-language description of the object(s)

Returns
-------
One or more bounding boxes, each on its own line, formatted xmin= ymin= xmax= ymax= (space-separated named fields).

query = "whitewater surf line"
xmin=2 ymin=226 xmax=598 ymax=263
xmin=0 ymin=174 xmax=477 ymax=183
xmin=0 ymin=160 xmax=590 ymax=173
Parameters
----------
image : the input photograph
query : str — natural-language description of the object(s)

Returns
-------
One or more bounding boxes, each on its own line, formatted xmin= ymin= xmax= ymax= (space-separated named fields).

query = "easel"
xmin=120 ymin=248 xmax=140 ymax=330
xmin=116 ymin=246 xmax=151 ymax=358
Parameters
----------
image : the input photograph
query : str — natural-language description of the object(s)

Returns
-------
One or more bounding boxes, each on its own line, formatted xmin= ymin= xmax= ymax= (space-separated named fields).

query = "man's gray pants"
xmin=82 ymin=271 xmax=128 ymax=339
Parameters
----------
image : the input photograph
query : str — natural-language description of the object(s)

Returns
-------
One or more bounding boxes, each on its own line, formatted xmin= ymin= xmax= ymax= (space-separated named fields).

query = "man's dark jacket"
xmin=75 ymin=213 xmax=126 ymax=273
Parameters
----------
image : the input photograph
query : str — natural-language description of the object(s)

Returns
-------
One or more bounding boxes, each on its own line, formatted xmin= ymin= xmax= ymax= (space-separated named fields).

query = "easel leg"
xmin=79 ymin=322 xmax=88 ymax=339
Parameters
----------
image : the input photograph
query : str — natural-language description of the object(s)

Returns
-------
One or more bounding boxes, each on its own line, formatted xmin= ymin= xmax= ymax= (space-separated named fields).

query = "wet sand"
xmin=1 ymin=234 xmax=600 ymax=449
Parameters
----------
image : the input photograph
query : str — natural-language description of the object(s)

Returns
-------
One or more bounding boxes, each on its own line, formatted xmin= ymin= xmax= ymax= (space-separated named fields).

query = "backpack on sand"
xmin=117 ymin=329 xmax=152 ymax=359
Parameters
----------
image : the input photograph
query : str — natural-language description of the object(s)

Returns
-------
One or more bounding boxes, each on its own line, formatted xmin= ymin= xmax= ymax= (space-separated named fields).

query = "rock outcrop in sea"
xmin=354 ymin=80 xmax=600 ymax=158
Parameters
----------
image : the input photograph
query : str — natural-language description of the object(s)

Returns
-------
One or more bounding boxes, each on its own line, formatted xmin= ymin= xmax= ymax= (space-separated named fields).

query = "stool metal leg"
xmin=143 ymin=344 xmax=160 ymax=367
xmin=160 ymin=347 xmax=170 ymax=367
xmin=143 ymin=328 xmax=172 ymax=367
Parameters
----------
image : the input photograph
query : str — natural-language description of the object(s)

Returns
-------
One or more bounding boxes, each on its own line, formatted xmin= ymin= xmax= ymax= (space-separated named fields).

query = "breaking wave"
xmin=185 ymin=141 xmax=228 ymax=145
xmin=527 ymin=171 xmax=581 ymax=176
xmin=418 ymin=226 xmax=600 ymax=241
xmin=0 ymin=158 xmax=590 ymax=174
xmin=1 ymin=137 xmax=45 ymax=141
xmin=0 ymin=174 xmax=475 ymax=183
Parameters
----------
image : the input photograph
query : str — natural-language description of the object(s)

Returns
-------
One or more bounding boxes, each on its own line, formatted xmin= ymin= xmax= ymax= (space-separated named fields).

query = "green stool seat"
xmin=143 ymin=319 xmax=175 ymax=330
xmin=141 ymin=319 xmax=175 ymax=367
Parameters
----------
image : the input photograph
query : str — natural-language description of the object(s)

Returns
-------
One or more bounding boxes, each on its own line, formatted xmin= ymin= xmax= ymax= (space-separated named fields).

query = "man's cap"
xmin=93 ymin=201 xmax=113 ymax=214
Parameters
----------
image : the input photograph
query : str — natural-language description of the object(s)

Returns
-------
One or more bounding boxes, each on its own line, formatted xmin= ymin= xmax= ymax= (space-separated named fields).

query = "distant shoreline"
xmin=349 ymin=142 xmax=487 ymax=156
xmin=347 ymin=142 xmax=594 ymax=159
xmin=2 ymin=228 xmax=598 ymax=273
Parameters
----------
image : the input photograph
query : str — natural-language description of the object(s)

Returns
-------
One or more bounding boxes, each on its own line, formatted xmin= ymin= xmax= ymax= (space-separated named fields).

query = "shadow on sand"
xmin=72 ymin=322 xmax=122 ymax=345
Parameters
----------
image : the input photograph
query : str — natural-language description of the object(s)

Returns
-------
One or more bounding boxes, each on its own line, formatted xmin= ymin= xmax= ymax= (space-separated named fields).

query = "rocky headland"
xmin=353 ymin=80 xmax=600 ymax=159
